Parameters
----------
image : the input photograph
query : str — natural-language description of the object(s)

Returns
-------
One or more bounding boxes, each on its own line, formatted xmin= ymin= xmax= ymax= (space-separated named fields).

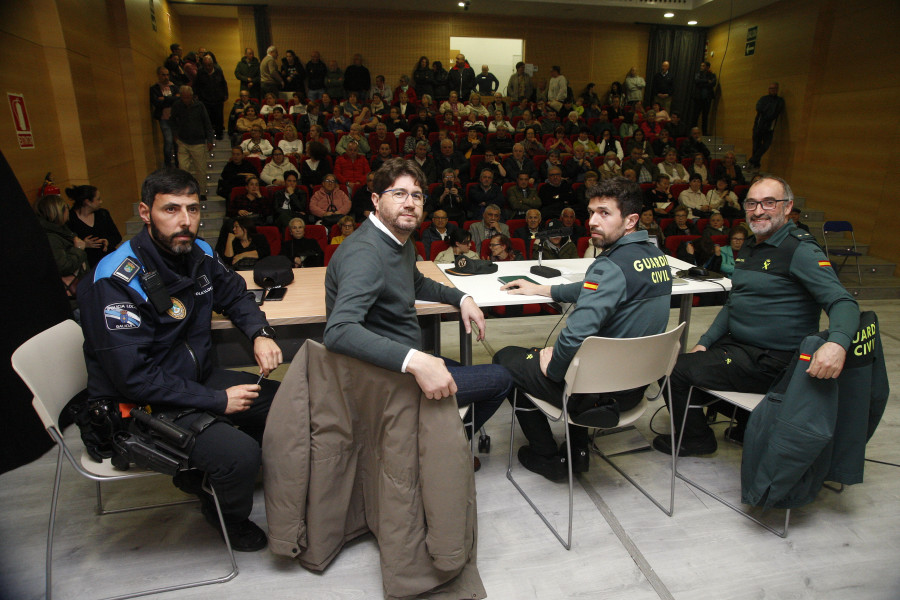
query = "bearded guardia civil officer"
xmin=652 ymin=175 xmax=859 ymax=457
xmin=78 ymin=168 xmax=282 ymax=551
xmin=494 ymin=177 xmax=673 ymax=481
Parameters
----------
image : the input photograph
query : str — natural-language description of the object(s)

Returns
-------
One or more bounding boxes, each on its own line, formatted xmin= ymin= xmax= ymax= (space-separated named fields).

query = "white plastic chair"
xmin=506 ymin=323 xmax=685 ymax=549
xmin=675 ymin=387 xmax=791 ymax=537
xmin=11 ymin=320 xmax=238 ymax=600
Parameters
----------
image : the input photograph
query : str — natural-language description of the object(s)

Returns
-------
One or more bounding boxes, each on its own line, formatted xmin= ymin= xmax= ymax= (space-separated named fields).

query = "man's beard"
xmin=591 ymin=227 xmax=624 ymax=250
xmin=149 ymin=219 xmax=196 ymax=255
xmin=749 ymin=211 xmax=786 ymax=239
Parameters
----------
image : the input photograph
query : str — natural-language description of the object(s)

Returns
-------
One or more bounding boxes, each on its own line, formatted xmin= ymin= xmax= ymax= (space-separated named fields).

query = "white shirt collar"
xmin=370 ymin=213 xmax=403 ymax=246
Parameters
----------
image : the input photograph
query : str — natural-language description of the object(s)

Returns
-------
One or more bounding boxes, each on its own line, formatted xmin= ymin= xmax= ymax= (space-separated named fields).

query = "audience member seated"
xmin=576 ymin=171 xmax=600 ymax=206
xmin=665 ymin=111 xmax=689 ymax=139
xmin=487 ymin=92 xmax=510 ymax=116
xmin=545 ymin=126 xmax=573 ymax=154
xmin=288 ymin=92 xmax=307 ymax=116
xmin=236 ymin=105 xmax=265 ymax=135
xmin=224 ymin=216 xmax=271 ymax=267
xmin=468 ymin=204 xmax=509 ymax=247
xmin=563 ymin=111 xmax=585 ymax=136
xmin=241 ymin=126 xmax=273 ymax=158
xmin=468 ymin=168 xmax=503 ymax=220
xmin=706 ymin=176 xmax=742 ymax=219
xmin=420 ymin=94 xmax=438 ymax=116
xmin=467 ymin=92 xmax=490 ymax=119
xmin=439 ymin=111 xmax=461 ymax=136
xmin=637 ymin=205 xmax=665 ymax=247
xmin=228 ymin=176 xmax=272 ymax=223
xmin=218 ymin=146 xmax=259 ymax=198
xmin=281 ymin=218 xmax=324 ymax=268
xmin=328 ymin=108 xmax=353 ymax=135
xmin=278 ymin=124 xmax=303 ymax=160
xmin=565 ymin=146 xmax=593 ymax=182
xmin=652 ymin=128 xmax=678 ymax=159
xmin=532 ymin=218 xmax=577 ymax=260
xmin=394 ymin=88 xmax=416 ymax=117
xmin=645 ymin=173 xmax=675 ymax=218
xmin=680 ymin=127 xmax=710 ymax=160
xmin=259 ymin=148 xmax=293 ymax=188
xmin=559 ymin=207 xmax=587 ymax=241
xmin=335 ymin=124 xmax=371 ymax=156
xmin=410 ymin=107 xmax=438 ymax=134
xmin=504 ymin=143 xmax=538 ymax=184
xmin=664 ymin=205 xmax=699 ymax=237
xmin=622 ymin=146 xmax=659 ymax=184
xmin=258 ymin=92 xmax=280 ymax=116
xmin=297 ymin=102 xmax=324 ymax=134
xmin=382 ymin=106 xmax=409 ymax=134
xmin=506 ymin=172 xmax=540 ymax=220
xmin=640 ymin=110 xmax=663 ymax=138
xmin=370 ymin=143 xmax=395 ymax=171
xmin=434 ymin=228 xmax=478 ymax=264
xmin=488 ymin=126 xmax=515 ymax=155
xmin=439 ymin=91 xmax=464 ymax=118
xmin=516 ymin=109 xmax=540 ymax=133
xmin=539 ymin=165 xmax=579 ymax=218
xmin=411 ymin=141 xmax=439 ymax=184
xmin=595 ymin=130 xmax=623 ymax=161
xmin=538 ymin=149 xmax=564 ymax=182
xmin=433 ymin=138 xmax=468 ymax=183
xmin=267 ymin=106 xmax=292 ymax=136
xmin=36 ymin=194 xmax=88 ymax=300
xmin=369 ymin=122 xmax=396 ymax=153
xmin=591 ymin=109 xmax=617 ymax=139
xmin=228 ymin=90 xmax=257 ymax=140
xmin=521 ymin=127 xmax=544 ymax=159
xmin=477 ymin=150 xmax=508 ymax=182
xmin=340 ymin=92 xmax=364 ymax=118
xmin=658 ymin=148 xmax=688 ymax=183
xmin=598 ymin=151 xmax=622 ymax=180
xmin=625 ymin=128 xmax=654 ymax=159
xmin=318 ymin=92 xmax=337 ymax=115
xmin=573 ymin=127 xmax=598 ymax=156
xmin=421 ymin=209 xmax=458 ymax=258
xmin=404 ymin=124 xmax=430 ymax=155
xmin=514 ymin=208 xmax=544 ymax=243
xmin=349 ymin=171 xmax=376 ymax=222
xmin=300 ymin=140 xmax=332 ymax=187
xmin=333 ymin=140 xmax=371 ymax=191
xmin=540 ymin=108 xmax=561 ymax=135
xmin=330 ymin=215 xmax=356 ymax=245
xmin=688 ymin=152 xmax=709 ymax=184
xmin=679 ymin=173 xmax=708 ymax=219
xmin=306 ymin=123 xmax=331 ymax=154
xmin=650 ymin=102 xmax=670 ymax=122
xmin=712 ymin=226 xmax=747 ymax=277
xmin=272 ymin=170 xmax=311 ymax=227
xmin=427 ymin=168 xmax=467 ymax=225
xmin=368 ymin=91 xmax=388 ymax=116
xmin=458 ymin=128 xmax=486 ymax=158
xmin=310 ymin=175 xmax=350 ymax=227
xmin=789 ymin=207 xmax=810 ymax=232
xmin=703 ymin=211 xmax=730 ymax=240
xmin=489 ymin=233 xmax=524 ymax=262
xmin=714 ymin=150 xmax=746 ymax=187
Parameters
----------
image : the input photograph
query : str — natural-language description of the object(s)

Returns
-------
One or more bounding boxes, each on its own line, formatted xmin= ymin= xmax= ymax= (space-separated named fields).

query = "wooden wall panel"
xmin=179 ymin=15 xmax=242 ymax=130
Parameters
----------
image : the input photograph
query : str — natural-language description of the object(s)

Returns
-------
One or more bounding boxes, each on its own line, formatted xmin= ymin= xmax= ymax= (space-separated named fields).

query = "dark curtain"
xmin=645 ymin=25 xmax=709 ymax=126
xmin=254 ymin=6 xmax=271 ymax=59
xmin=0 ymin=151 xmax=73 ymax=474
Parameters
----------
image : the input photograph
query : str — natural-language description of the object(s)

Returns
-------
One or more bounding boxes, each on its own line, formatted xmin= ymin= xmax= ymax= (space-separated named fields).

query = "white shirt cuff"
xmin=400 ymin=349 xmax=416 ymax=373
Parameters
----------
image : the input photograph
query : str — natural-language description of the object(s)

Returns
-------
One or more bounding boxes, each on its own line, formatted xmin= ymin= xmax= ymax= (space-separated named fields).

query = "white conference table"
xmin=439 ymin=256 xmax=731 ymax=364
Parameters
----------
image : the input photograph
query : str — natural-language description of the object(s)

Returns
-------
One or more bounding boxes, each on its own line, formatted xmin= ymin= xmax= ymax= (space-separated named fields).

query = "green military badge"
xmin=762 ymin=259 xmax=771 ymax=270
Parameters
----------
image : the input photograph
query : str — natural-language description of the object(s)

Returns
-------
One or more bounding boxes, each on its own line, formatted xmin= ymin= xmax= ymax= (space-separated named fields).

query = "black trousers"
xmin=750 ymin=125 xmax=775 ymax=165
xmin=665 ymin=337 xmax=792 ymax=443
xmin=202 ymin=100 xmax=225 ymax=138
xmin=166 ymin=369 xmax=278 ymax=523
xmin=694 ymin=98 xmax=712 ymax=134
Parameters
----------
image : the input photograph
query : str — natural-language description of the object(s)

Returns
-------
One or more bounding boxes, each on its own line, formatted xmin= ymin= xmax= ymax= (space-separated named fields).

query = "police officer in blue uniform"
xmin=78 ymin=168 xmax=283 ymax=551
xmin=494 ymin=178 xmax=673 ymax=481
xmin=652 ymin=175 xmax=859 ymax=457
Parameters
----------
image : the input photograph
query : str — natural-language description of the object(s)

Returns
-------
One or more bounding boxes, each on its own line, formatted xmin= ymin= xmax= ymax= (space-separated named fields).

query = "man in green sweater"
xmin=653 ymin=175 xmax=860 ymax=456
xmin=324 ymin=158 xmax=511 ymax=439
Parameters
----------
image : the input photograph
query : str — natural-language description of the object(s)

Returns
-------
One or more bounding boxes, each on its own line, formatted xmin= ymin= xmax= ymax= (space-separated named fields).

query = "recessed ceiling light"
xmin=458 ymin=1 xmax=465 ymax=5
xmin=664 ymin=12 xmax=675 ymax=18
xmin=688 ymin=20 xmax=698 ymax=25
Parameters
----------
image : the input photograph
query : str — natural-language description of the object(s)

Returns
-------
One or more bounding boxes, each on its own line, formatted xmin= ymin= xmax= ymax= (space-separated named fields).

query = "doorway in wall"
xmin=449 ymin=37 xmax=524 ymax=96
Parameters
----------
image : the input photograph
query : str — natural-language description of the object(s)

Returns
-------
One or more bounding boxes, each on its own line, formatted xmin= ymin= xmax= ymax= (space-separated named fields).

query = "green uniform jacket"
xmin=741 ymin=312 xmax=889 ymax=509
xmin=546 ymin=230 xmax=672 ymax=381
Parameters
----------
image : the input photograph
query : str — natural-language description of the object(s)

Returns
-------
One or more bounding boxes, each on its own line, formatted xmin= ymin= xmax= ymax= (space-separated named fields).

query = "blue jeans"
xmin=158 ymin=119 xmax=175 ymax=166
xmin=444 ymin=357 xmax=512 ymax=433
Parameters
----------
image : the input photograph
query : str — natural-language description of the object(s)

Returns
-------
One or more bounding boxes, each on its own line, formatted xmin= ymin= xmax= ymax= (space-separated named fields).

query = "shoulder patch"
xmin=112 ymin=257 xmax=141 ymax=283
xmin=195 ymin=238 xmax=215 ymax=258
xmin=104 ymin=303 xmax=141 ymax=330
xmin=790 ymin=229 xmax=815 ymax=241
xmin=583 ymin=280 xmax=599 ymax=291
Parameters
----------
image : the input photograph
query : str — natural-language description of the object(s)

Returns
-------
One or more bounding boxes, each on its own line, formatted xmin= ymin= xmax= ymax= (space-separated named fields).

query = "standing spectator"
xmin=234 ymin=47 xmax=261 ymax=99
xmin=305 ymin=50 xmax=327 ymax=100
xmin=474 ymin=64 xmax=499 ymax=95
xmin=431 ymin=60 xmax=450 ymax=101
xmin=194 ymin=55 xmax=229 ymax=140
xmin=692 ymin=61 xmax=717 ymax=134
xmin=169 ymin=86 xmax=213 ymax=199
xmin=65 ymin=185 xmax=122 ymax=268
xmin=35 ymin=194 xmax=88 ymax=299
xmin=624 ymin=66 xmax=646 ymax=106
xmin=280 ymin=49 xmax=306 ymax=95
xmin=749 ymin=82 xmax=785 ymax=168
xmin=260 ymin=46 xmax=283 ymax=96
xmin=547 ymin=66 xmax=568 ymax=112
xmin=182 ymin=52 xmax=199 ymax=87
xmin=325 ymin=60 xmax=345 ymax=100
xmin=448 ymin=54 xmax=476 ymax=101
xmin=412 ymin=56 xmax=434 ymax=99
xmin=506 ymin=61 xmax=533 ymax=102
xmin=651 ymin=60 xmax=674 ymax=112
xmin=149 ymin=66 xmax=178 ymax=167
xmin=164 ymin=43 xmax=188 ymax=86
xmin=343 ymin=54 xmax=371 ymax=99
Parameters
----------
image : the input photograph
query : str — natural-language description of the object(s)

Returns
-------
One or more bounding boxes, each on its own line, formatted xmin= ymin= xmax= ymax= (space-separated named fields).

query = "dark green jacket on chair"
xmin=741 ymin=311 xmax=889 ymax=509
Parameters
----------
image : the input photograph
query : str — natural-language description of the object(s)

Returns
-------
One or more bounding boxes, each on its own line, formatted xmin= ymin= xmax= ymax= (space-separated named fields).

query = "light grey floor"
xmin=2 ymin=301 xmax=899 ymax=600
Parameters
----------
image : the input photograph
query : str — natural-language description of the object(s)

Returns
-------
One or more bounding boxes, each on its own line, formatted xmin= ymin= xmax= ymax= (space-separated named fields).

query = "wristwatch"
xmin=252 ymin=325 xmax=277 ymax=341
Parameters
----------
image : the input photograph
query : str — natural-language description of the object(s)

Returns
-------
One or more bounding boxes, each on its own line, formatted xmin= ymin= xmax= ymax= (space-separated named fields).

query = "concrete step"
xmin=838 ymin=276 xmax=900 ymax=300
xmin=702 ymin=136 xmax=724 ymax=145
xmin=798 ymin=208 xmax=824 ymax=221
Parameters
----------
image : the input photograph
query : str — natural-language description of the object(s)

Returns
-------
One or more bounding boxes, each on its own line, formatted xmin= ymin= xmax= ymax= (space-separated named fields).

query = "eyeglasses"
xmin=323 ymin=179 xmax=338 ymax=184
xmin=382 ymin=188 xmax=425 ymax=205
xmin=744 ymin=198 xmax=787 ymax=211
xmin=489 ymin=243 xmax=504 ymax=248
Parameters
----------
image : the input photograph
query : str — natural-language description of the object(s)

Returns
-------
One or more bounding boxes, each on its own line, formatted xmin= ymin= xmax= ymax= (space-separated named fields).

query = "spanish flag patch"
xmin=818 ymin=260 xmax=831 ymax=267
xmin=799 ymin=353 xmax=812 ymax=362
xmin=583 ymin=281 xmax=599 ymax=291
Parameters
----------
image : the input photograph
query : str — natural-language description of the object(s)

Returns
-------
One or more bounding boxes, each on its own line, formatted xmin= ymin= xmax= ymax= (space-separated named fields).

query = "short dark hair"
xmin=170 ymin=43 xmax=180 ymax=53
xmin=655 ymin=173 xmax=671 ymax=183
xmin=141 ymin=168 xmax=200 ymax=208
xmin=372 ymin=158 xmax=427 ymax=196
xmin=449 ymin=228 xmax=471 ymax=246
xmin=236 ymin=216 xmax=257 ymax=236
xmin=491 ymin=233 xmax=512 ymax=252
xmin=586 ymin=177 xmax=643 ymax=218
xmin=689 ymin=172 xmax=703 ymax=183
xmin=284 ymin=170 xmax=299 ymax=180
xmin=65 ymin=185 xmax=98 ymax=211
xmin=516 ymin=61 xmax=525 ymax=69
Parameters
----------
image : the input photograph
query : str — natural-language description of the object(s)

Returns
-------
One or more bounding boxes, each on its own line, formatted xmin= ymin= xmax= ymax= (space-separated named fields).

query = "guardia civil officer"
xmin=494 ymin=177 xmax=673 ymax=481
xmin=78 ymin=168 xmax=282 ymax=551
xmin=652 ymin=175 xmax=859 ymax=456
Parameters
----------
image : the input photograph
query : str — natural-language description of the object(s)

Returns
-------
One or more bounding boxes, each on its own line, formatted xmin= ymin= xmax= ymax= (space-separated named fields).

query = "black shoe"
xmin=652 ymin=433 xmax=717 ymax=457
xmin=724 ymin=426 xmax=745 ymax=445
xmin=200 ymin=498 xmax=268 ymax=552
xmin=517 ymin=445 xmax=568 ymax=482
xmin=572 ymin=404 xmax=620 ymax=429
xmin=559 ymin=443 xmax=589 ymax=473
